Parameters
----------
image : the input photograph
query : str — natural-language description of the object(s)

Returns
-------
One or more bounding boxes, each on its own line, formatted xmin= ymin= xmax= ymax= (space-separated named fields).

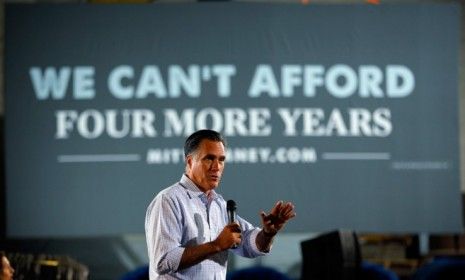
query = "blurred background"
xmin=1 ymin=0 xmax=465 ymax=279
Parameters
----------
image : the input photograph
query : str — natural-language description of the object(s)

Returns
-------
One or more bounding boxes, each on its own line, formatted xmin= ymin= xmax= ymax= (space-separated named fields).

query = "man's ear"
xmin=186 ymin=155 xmax=193 ymax=169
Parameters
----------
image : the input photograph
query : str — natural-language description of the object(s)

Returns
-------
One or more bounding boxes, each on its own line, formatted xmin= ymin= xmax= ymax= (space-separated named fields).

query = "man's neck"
xmin=185 ymin=173 xmax=212 ymax=197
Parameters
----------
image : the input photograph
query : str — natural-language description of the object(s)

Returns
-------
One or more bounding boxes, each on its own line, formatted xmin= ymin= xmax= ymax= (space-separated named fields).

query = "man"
xmin=145 ymin=129 xmax=296 ymax=279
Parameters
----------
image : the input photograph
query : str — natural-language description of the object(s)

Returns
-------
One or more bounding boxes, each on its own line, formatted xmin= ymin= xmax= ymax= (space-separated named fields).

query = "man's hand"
xmin=213 ymin=223 xmax=242 ymax=250
xmin=179 ymin=223 xmax=241 ymax=270
xmin=260 ymin=201 xmax=296 ymax=237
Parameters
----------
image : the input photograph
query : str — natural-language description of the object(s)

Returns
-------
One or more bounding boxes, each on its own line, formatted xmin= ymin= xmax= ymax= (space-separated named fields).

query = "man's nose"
xmin=211 ymin=159 xmax=220 ymax=170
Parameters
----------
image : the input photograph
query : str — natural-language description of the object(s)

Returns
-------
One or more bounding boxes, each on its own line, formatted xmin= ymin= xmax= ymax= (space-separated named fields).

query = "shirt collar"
xmin=180 ymin=174 xmax=219 ymax=201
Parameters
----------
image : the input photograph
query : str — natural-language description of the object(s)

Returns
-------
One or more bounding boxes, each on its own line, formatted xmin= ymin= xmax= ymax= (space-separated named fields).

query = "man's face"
xmin=186 ymin=139 xmax=226 ymax=193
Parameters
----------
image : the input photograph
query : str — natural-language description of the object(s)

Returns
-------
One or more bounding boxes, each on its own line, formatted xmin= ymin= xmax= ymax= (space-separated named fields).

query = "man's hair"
xmin=184 ymin=129 xmax=226 ymax=158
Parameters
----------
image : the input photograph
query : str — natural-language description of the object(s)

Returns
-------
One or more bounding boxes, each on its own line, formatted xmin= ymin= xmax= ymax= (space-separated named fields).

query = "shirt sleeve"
xmin=232 ymin=215 xmax=270 ymax=258
xmin=145 ymin=193 xmax=185 ymax=275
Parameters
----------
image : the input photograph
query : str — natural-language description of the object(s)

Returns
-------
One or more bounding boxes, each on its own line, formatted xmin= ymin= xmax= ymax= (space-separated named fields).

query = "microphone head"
xmin=227 ymin=200 xmax=236 ymax=211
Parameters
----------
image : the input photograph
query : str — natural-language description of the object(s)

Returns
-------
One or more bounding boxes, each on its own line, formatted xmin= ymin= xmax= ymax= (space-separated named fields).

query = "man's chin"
xmin=209 ymin=181 xmax=220 ymax=189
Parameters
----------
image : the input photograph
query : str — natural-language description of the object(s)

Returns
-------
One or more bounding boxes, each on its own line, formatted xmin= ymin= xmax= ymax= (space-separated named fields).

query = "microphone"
xmin=226 ymin=199 xmax=238 ymax=249
xmin=227 ymin=199 xmax=236 ymax=224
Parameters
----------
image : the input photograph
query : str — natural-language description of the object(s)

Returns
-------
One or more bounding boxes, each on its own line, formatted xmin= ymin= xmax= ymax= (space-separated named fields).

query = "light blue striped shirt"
xmin=145 ymin=174 xmax=267 ymax=280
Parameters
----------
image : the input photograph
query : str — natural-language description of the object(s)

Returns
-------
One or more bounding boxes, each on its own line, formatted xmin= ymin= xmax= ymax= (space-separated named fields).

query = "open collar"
xmin=179 ymin=174 xmax=220 ymax=202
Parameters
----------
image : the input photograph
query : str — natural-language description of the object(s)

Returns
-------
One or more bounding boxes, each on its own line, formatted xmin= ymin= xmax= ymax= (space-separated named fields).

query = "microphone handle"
xmin=228 ymin=210 xmax=235 ymax=223
xmin=228 ymin=209 xmax=238 ymax=249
